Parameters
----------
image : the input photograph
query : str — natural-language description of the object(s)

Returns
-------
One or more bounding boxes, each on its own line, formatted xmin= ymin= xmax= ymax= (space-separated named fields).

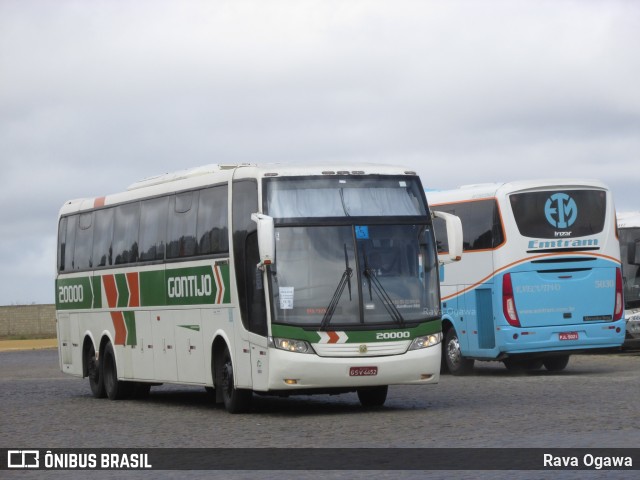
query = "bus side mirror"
xmin=433 ymin=210 xmax=463 ymax=264
xmin=251 ymin=213 xmax=275 ymax=268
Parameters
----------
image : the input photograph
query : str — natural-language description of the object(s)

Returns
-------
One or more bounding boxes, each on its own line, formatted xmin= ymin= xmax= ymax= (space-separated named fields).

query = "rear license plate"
xmin=349 ymin=366 xmax=378 ymax=377
xmin=559 ymin=332 xmax=579 ymax=341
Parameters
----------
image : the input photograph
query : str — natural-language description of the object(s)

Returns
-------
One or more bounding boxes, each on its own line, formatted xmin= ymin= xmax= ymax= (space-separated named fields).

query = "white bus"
xmin=617 ymin=211 xmax=640 ymax=347
xmin=56 ymin=164 xmax=462 ymax=412
xmin=428 ymin=179 xmax=625 ymax=374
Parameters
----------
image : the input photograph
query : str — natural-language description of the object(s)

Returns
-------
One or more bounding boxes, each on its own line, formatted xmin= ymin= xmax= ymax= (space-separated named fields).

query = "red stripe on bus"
xmin=94 ymin=196 xmax=106 ymax=208
xmin=327 ymin=331 xmax=339 ymax=344
xmin=214 ymin=265 xmax=223 ymax=304
xmin=111 ymin=312 xmax=126 ymax=346
xmin=126 ymin=272 xmax=140 ymax=307
xmin=103 ymin=275 xmax=118 ymax=308
xmin=441 ymin=251 xmax=622 ymax=301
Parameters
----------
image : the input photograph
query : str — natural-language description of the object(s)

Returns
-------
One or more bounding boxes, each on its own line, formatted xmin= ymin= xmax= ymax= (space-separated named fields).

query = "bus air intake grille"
xmin=313 ymin=341 xmax=411 ymax=357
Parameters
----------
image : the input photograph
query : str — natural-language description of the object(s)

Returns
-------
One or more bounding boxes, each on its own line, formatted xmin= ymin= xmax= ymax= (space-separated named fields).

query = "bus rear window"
xmin=509 ymin=190 xmax=606 ymax=238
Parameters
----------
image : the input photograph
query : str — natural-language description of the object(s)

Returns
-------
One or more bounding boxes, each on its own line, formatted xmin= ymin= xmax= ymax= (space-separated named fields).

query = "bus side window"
xmin=167 ymin=192 xmax=198 ymax=259
xmin=113 ymin=202 xmax=140 ymax=265
xmin=73 ymin=212 xmax=94 ymax=270
xmin=197 ymin=185 xmax=229 ymax=255
xmin=432 ymin=200 xmax=504 ymax=254
xmin=57 ymin=217 xmax=68 ymax=272
xmin=246 ymin=231 xmax=267 ymax=336
xmin=139 ymin=197 xmax=169 ymax=262
xmin=92 ymin=208 xmax=114 ymax=267
xmin=63 ymin=215 xmax=77 ymax=272
xmin=233 ymin=179 xmax=267 ymax=336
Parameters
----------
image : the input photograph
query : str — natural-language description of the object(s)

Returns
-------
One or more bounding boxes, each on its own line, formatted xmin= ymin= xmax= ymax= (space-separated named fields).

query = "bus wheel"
xmin=443 ymin=329 xmax=474 ymax=375
xmin=218 ymin=346 xmax=252 ymax=413
xmin=357 ymin=386 xmax=388 ymax=407
xmin=86 ymin=342 xmax=106 ymax=398
xmin=543 ymin=355 xmax=570 ymax=372
xmin=102 ymin=342 xmax=132 ymax=400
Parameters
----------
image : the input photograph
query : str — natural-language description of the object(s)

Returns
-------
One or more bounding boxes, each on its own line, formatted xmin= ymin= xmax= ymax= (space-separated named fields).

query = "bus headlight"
xmin=408 ymin=332 xmax=442 ymax=351
xmin=269 ymin=337 xmax=315 ymax=354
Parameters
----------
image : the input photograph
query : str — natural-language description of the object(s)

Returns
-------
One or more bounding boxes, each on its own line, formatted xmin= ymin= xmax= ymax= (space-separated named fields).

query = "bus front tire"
xmin=102 ymin=342 xmax=133 ymax=400
xmin=86 ymin=342 xmax=106 ymax=398
xmin=543 ymin=355 xmax=570 ymax=372
xmin=357 ymin=386 xmax=388 ymax=407
xmin=443 ymin=328 xmax=474 ymax=375
xmin=218 ymin=346 xmax=252 ymax=413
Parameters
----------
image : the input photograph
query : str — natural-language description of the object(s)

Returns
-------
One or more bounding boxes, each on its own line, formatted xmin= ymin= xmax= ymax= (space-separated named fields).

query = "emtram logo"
xmin=544 ymin=193 xmax=577 ymax=229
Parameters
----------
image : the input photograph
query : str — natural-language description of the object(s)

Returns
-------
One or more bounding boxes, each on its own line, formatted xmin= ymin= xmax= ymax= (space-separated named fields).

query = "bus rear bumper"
xmin=496 ymin=320 xmax=625 ymax=355
xmin=265 ymin=344 xmax=441 ymax=391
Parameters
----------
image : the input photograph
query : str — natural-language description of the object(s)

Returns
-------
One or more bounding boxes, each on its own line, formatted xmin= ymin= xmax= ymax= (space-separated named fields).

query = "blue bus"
xmin=429 ymin=180 xmax=625 ymax=374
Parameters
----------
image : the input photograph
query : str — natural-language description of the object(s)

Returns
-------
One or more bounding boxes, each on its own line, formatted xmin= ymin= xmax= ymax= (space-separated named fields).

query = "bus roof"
xmin=427 ymin=179 xmax=609 ymax=205
xmin=58 ymin=163 xmax=419 ymax=217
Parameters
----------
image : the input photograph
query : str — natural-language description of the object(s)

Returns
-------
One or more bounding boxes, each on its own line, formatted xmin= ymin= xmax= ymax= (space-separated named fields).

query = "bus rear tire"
xmin=443 ymin=328 xmax=474 ymax=375
xmin=357 ymin=386 xmax=388 ymax=407
xmin=102 ymin=342 xmax=133 ymax=400
xmin=86 ymin=342 xmax=106 ymax=398
xmin=218 ymin=346 xmax=252 ymax=413
xmin=543 ymin=355 xmax=570 ymax=372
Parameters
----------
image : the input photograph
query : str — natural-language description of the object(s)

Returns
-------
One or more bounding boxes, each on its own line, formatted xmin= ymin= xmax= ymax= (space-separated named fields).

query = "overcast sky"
xmin=1 ymin=0 xmax=639 ymax=305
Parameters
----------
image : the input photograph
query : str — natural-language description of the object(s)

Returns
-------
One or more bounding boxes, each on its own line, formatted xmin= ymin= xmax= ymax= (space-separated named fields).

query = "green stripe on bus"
xmin=218 ymin=263 xmax=231 ymax=304
xmin=165 ymin=265 xmax=217 ymax=306
xmin=124 ymin=311 xmax=136 ymax=346
xmin=271 ymin=319 xmax=441 ymax=343
xmin=56 ymin=277 xmax=93 ymax=310
xmin=91 ymin=276 xmax=102 ymax=309
xmin=56 ymin=262 xmax=231 ymax=310
xmin=178 ymin=325 xmax=201 ymax=332
xmin=115 ymin=273 xmax=129 ymax=308
xmin=140 ymin=270 xmax=165 ymax=306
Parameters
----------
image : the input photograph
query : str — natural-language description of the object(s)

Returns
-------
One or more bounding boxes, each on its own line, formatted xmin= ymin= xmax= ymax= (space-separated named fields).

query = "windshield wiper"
xmin=362 ymin=245 xmax=405 ymax=328
xmin=320 ymin=244 xmax=353 ymax=331
xmin=339 ymin=188 xmax=350 ymax=216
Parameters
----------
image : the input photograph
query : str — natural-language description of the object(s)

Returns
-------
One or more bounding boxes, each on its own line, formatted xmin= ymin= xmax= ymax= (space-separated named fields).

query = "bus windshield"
xmin=265 ymin=176 xmax=427 ymax=218
xmin=620 ymin=227 xmax=640 ymax=310
xmin=269 ymin=223 xmax=440 ymax=328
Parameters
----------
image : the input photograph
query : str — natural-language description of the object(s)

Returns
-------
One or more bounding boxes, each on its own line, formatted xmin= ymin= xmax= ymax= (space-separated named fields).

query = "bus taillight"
xmin=502 ymin=273 xmax=521 ymax=327
xmin=614 ymin=267 xmax=623 ymax=321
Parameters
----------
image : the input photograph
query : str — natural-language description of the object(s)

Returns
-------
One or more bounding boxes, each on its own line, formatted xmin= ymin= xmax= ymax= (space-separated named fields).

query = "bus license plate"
xmin=559 ymin=332 xmax=579 ymax=341
xmin=349 ymin=366 xmax=378 ymax=377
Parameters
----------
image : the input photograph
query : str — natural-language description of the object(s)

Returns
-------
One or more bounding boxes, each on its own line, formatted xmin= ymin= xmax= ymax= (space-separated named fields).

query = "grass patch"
xmin=0 ymin=334 xmax=56 ymax=341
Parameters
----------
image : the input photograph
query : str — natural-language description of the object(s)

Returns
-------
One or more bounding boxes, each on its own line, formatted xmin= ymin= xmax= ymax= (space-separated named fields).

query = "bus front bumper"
xmin=265 ymin=344 xmax=441 ymax=391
